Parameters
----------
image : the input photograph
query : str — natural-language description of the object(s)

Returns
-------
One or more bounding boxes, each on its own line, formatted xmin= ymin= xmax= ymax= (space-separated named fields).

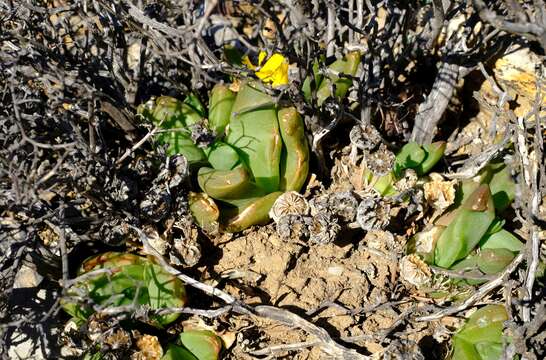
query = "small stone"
xmin=13 ymin=264 xmax=43 ymax=288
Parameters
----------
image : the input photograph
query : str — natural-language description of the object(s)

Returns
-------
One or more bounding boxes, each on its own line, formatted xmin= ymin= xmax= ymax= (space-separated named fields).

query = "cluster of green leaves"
xmin=451 ymin=305 xmax=508 ymax=360
xmin=302 ymin=51 xmax=361 ymax=106
xmin=140 ymin=82 xmax=309 ymax=232
xmin=62 ymin=252 xmax=187 ymax=327
xmin=139 ymin=52 xmax=361 ymax=232
xmin=413 ymin=162 xmax=522 ymax=281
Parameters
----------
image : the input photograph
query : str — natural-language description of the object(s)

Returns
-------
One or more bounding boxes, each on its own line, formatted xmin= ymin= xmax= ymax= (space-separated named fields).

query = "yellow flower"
xmin=242 ymin=51 xmax=289 ymax=87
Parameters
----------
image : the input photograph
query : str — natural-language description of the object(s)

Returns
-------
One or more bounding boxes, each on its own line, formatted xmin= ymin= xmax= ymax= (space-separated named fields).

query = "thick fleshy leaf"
xmin=480 ymin=229 xmax=524 ymax=252
xmin=455 ymin=305 xmax=507 ymax=343
xmin=178 ymin=330 xmax=223 ymax=360
xmin=302 ymin=59 xmax=323 ymax=102
xmin=162 ymin=344 xmax=198 ymax=360
xmin=316 ymin=52 xmax=361 ymax=106
xmin=487 ymin=164 xmax=515 ymax=212
xmin=434 ymin=185 xmax=495 ymax=268
xmin=451 ymin=337 xmax=481 ymax=360
xmin=278 ymin=107 xmax=309 ymax=192
xmin=226 ymin=82 xmax=282 ymax=193
xmin=416 ymin=141 xmax=446 ymax=176
xmin=205 ymin=142 xmax=241 ymax=170
xmin=209 ymin=84 xmax=236 ymax=136
xmin=197 ymin=167 xmax=266 ymax=205
xmin=477 ymin=248 xmax=516 ymax=274
xmin=474 ymin=342 xmax=503 ymax=360
xmin=140 ymin=96 xmax=206 ymax=163
xmin=393 ymin=142 xmax=426 ymax=178
xmin=223 ymin=191 xmax=283 ymax=232
xmin=373 ymin=172 xmax=397 ymax=196
xmin=189 ymin=192 xmax=220 ymax=233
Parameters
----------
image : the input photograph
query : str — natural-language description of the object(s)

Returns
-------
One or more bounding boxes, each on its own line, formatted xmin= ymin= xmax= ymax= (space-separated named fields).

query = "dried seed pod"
xmin=309 ymin=194 xmax=329 ymax=216
xmin=399 ymin=254 xmax=432 ymax=287
xmin=132 ymin=334 xmax=163 ymax=360
xmin=356 ymin=196 xmax=391 ymax=231
xmin=366 ymin=144 xmax=395 ymax=176
xmin=309 ymin=213 xmax=340 ymax=244
xmin=104 ymin=328 xmax=132 ymax=351
xmin=276 ymin=214 xmax=311 ymax=241
xmin=327 ymin=191 xmax=359 ymax=223
xmin=349 ymin=123 xmax=382 ymax=151
xmin=423 ymin=173 xmax=456 ymax=211
xmin=269 ymin=191 xmax=309 ymax=223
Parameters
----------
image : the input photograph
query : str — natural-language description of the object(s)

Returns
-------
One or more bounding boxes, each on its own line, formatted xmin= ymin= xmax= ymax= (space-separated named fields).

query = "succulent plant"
xmin=140 ymin=81 xmax=311 ymax=232
xmin=139 ymin=51 xmax=363 ymax=232
xmin=302 ymin=52 xmax=361 ymax=106
xmin=406 ymin=158 xmax=523 ymax=283
xmin=451 ymin=305 xmax=508 ymax=360
xmin=62 ymin=252 xmax=187 ymax=328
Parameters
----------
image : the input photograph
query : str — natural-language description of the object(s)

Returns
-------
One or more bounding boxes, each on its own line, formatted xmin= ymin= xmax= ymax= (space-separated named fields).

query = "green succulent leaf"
xmin=162 ymin=344 xmax=198 ymax=360
xmin=373 ymin=172 xmax=398 ymax=197
xmin=197 ymin=167 xmax=266 ymax=205
xmin=455 ymin=305 xmax=508 ymax=343
xmin=205 ymin=142 xmax=241 ymax=170
xmin=474 ymin=342 xmax=503 ymax=360
xmin=487 ymin=164 xmax=515 ymax=212
xmin=477 ymin=248 xmax=516 ymax=274
xmin=189 ymin=192 xmax=220 ymax=233
xmin=209 ymin=84 xmax=236 ymax=136
xmin=393 ymin=142 xmax=426 ymax=178
xmin=62 ymin=252 xmax=186 ymax=327
xmin=302 ymin=59 xmax=324 ymax=102
xmin=184 ymin=93 xmax=207 ymax=118
xmin=451 ymin=305 xmax=508 ymax=360
xmin=451 ymin=337 xmax=481 ymax=360
xmin=278 ymin=107 xmax=310 ymax=192
xmin=416 ymin=141 xmax=446 ymax=176
xmin=480 ymin=229 xmax=524 ymax=252
xmin=226 ymin=82 xmax=282 ymax=193
xmin=223 ymin=191 xmax=283 ymax=233
xmin=434 ymin=185 xmax=496 ymax=268
xmin=178 ymin=330 xmax=223 ymax=360
xmin=140 ymin=96 xmax=207 ymax=163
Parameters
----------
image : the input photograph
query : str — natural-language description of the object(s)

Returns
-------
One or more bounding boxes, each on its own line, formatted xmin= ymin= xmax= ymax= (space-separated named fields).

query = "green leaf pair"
xmin=162 ymin=330 xmax=223 ymax=360
xmin=393 ymin=141 xmax=446 ymax=178
xmin=61 ymin=252 xmax=187 ymax=327
xmin=141 ymin=81 xmax=310 ymax=232
xmin=451 ymin=305 xmax=508 ymax=360
xmin=428 ymin=178 xmax=522 ymax=280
